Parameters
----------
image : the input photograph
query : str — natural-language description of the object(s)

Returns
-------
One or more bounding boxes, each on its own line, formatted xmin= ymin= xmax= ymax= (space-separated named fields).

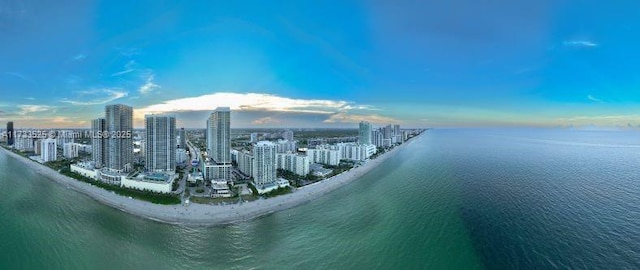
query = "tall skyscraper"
xmin=250 ymin=132 xmax=258 ymax=143
xmin=359 ymin=121 xmax=372 ymax=145
xmin=145 ymin=115 xmax=176 ymax=172
xmin=105 ymin=104 xmax=133 ymax=172
xmin=6 ymin=121 xmax=14 ymax=146
xmin=92 ymin=118 xmax=106 ymax=168
xmin=206 ymin=107 xmax=231 ymax=181
xmin=252 ymin=141 xmax=277 ymax=186
xmin=179 ymin=128 xmax=186 ymax=149
xmin=207 ymin=107 xmax=231 ymax=163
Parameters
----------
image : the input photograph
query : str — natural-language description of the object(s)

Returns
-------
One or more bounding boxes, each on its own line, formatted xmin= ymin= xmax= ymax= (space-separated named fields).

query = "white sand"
xmin=1 ymin=132 xmax=423 ymax=226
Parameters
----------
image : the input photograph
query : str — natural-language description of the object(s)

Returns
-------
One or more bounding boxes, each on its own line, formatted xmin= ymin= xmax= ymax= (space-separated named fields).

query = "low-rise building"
xmin=276 ymin=153 xmax=309 ymax=176
xmin=70 ymin=162 xmax=98 ymax=179
xmin=121 ymin=172 xmax=175 ymax=194
xmin=306 ymin=148 xmax=340 ymax=166
xmin=63 ymin=142 xmax=80 ymax=159
xmin=41 ymin=139 xmax=57 ymax=162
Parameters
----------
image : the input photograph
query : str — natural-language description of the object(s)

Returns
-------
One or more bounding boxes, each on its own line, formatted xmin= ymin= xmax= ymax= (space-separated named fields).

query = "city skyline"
xmin=2 ymin=1 xmax=640 ymax=129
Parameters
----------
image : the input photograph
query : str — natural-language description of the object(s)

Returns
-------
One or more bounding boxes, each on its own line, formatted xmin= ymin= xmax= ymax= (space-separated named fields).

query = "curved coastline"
xmin=0 ymin=132 xmax=424 ymax=226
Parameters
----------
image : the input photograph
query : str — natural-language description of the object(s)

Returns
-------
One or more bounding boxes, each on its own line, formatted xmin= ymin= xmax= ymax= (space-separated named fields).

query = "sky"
xmin=2 ymin=0 xmax=640 ymax=129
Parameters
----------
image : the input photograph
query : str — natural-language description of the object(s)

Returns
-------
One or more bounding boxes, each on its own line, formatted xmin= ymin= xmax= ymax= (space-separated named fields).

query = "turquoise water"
xmin=1 ymin=129 xmax=640 ymax=269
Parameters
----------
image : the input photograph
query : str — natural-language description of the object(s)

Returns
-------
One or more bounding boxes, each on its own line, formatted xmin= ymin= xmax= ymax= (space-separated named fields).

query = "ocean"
xmin=1 ymin=128 xmax=639 ymax=269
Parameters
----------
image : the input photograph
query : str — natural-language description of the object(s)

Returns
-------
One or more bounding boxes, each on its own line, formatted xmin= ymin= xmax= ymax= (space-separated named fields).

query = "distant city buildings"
xmin=371 ymin=124 xmax=403 ymax=147
xmin=282 ymin=129 xmax=294 ymax=141
xmin=250 ymin=132 xmax=258 ymax=143
xmin=145 ymin=115 xmax=176 ymax=172
xmin=275 ymin=139 xmax=297 ymax=153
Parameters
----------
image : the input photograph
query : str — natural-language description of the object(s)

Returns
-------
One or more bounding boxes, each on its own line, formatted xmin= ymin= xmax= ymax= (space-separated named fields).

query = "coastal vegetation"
xmin=59 ymin=167 xmax=181 ymax=205
xmin=263 ymin=186 xmax=292 ymax=198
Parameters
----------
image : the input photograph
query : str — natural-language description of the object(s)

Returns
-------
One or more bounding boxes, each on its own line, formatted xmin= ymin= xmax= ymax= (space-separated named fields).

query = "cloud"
xmin=139 ymin=74 xmax=160 ymax=94
xmin=17 ymin=105 xmax=54 ymax=115
xmin=72 ymin=54 xmax=86 ymax=61
xmin=117 ymin=47 xmax=140 ymax=57
xmin=60 ymin=89 xmax=128 ymax=105
xmin=252 ymin=116 xmax=281 ymax=125
xmin=563 ymin=40 xmax=598 ymax=48
xmin=111 ymin=60 xmax=137 ymax=76
xmin=587 ymin=95 xmax=602 ymax=102
xmin=323 ymin=112 xmax=398 ymax=124
xmin=136 ymin=92 xmax=374 ymax=116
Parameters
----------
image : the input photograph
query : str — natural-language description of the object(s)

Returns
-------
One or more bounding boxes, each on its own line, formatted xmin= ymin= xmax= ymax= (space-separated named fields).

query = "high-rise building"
xmin=252 ymin=141 xmax=277 ymax=186
xmin=41 ymin=138 xmax=57 ymax=162
xmin=207 ymin=107 xmax=231 ymax=163
xmin=359 ymin=121 xmax=372 ymax=145
xmin=92 ymin=118 xmax=106 ymax=168
xmin=372 ymin=128 xmax=384 ymax=147
xmin=6 ymin=121 xmax=14 ymax=146
xmin=205 ymin=107 xmax=231 ymax=181
xmin=105 ymin=104 xmax=133 ymax=172
xmin=145 ymin=115 xmax=176 ymax=172
xmin=250 ymin=132 xmax=258 ymax=143
xmin=179 ymin=128 xmax=186 ymax=149
xmin=282 ymin=130 xmax=294 ymax=141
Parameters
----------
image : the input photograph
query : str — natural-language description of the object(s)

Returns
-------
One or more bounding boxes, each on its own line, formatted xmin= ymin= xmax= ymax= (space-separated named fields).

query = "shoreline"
xmin=0 ymin=132 xmax=424 ymax=226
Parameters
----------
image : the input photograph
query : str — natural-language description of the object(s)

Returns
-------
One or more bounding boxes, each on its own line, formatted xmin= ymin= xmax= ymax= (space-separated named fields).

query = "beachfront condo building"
xmin=205 ymin=107 xmax=231 ymax=181
xmin=91 ymin=118 xmax=106 ymax=168
xmin=306 ymin=148 xmax=340 ymax=166
xmin=276 ymin=153 xmax=310 ymax=176
xmin=105 ymin=104 xmax=133 ymax=172
xmin=145 ymin=115 xmax=176 ymax=172
xmin=252 ymin=141 xmax=277 ymax=186
xmin=359 ymin=121 xmax=372 ymax=145
xmin=41 ymin=138 xmax=57 ymax=162
xmin=63 ymin=143 xmax=80 ymax=159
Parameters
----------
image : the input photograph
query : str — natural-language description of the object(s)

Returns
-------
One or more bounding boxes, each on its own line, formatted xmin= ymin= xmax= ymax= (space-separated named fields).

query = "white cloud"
xmin=136 ymin=92 xmax=372 ymax=115
xmin=17 ymin=105 xmax=54 ymax=115
xmin=111 ymin=60 xmax=137 ymax=76
xmin=60 ymin=89 xmax=128 ymax=105
xmin=563 ymin=40 xmax=598 ymax=48
xmin=139 ymin=74 xmax=160 ymax=94
xmin=323 ymin=112 xmax=398 ymax=124
xmin=587 ymin=95 xmax=602 ymax=102
xmin=72 ymin=54 xmax=86 ymax=61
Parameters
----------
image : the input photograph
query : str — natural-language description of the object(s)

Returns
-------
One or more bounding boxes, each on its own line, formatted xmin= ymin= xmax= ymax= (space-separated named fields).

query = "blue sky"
xmin=2 ymin=0 xmax=640 ymax=128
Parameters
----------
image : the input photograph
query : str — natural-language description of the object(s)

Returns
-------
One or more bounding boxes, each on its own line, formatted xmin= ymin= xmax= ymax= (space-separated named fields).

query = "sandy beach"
xmin=0 ymin=132 xmax=423 ymax=226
